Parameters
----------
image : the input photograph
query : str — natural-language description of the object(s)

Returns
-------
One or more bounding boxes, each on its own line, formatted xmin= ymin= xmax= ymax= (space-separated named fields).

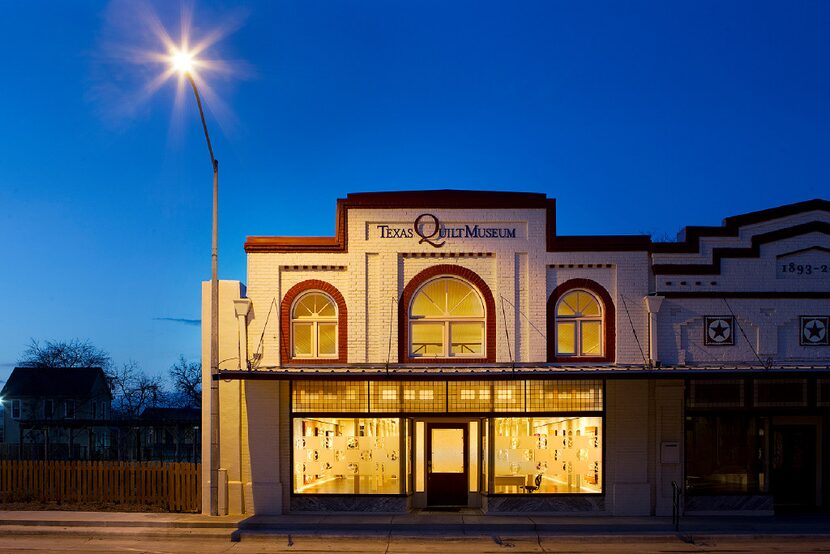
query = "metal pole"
xmin=210 ymin=159 xmax=219 ymax=515
xmin=186 ymin=74 xmax=220 ymax=516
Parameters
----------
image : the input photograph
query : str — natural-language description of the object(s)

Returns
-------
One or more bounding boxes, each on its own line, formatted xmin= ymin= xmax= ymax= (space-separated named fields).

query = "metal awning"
xmin=217 ymin=363 xmax=830 ymax=380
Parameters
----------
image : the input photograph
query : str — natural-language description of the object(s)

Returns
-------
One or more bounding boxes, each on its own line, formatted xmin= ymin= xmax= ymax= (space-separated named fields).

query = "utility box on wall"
xmin=661 ymin=442 xmax=680 ymax=464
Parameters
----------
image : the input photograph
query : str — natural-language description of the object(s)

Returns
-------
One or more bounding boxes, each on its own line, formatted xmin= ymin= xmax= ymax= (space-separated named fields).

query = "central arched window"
xmin=409 ymin=277 xmax=485 ymax=358
xmin=555 ymin=289 xmax=603 ymax=357
xmin=291 ymin=291 xmax=338 ymax=358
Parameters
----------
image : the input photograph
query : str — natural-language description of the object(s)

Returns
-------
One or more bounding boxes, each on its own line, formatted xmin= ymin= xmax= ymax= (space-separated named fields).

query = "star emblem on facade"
xmin=801 ymin=316 xmax=829 ymax=346
xmin=704 ymin=316 xmax=734 ymax=346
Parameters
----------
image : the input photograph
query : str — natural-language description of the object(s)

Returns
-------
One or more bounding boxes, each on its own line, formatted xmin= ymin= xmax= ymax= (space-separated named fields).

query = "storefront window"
xmin=405 ymin=419 xmax=412 ymax=494
xmin=293 ymin=417 xmax=401 ymax=494
xmin=493 ymin=416 xmax=602 ymax=494
xmin=293 ymin=380 xmax=602 ymax=414
xmin=481 ymin=418 xmax=489 ymax=494
xmin=469 ymin=420 xmax=479 ymax=492
xmin=415 ymin=421 xmax=425 ymax=492
xmin=685 ymin=415 xmax=768 ymax=495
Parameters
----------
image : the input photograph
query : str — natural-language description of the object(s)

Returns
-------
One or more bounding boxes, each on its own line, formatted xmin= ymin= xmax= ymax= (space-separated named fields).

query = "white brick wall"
xmin=654 ymin=217 xmax=830 ymax=365
xmin=658 ymin=297 xmax=830 ymax=365
xmin=240 ymin=201 xmax=828 ymax=370
xmin=243 ymin=207 xmax=657 ymax=367
xmin=606 ymin=380 xmax=651 ymax=515
xmin=206 ymin=197 xmax=828 ymax=516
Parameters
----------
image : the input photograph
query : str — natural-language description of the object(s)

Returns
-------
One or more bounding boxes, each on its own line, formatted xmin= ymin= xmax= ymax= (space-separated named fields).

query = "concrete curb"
xmin=5 ymin=520 xmax=830 ymax=542
xmin=6 ymin=524 xmax=830 ymax=543
xmin=0 ymin=525 xmax=236 ymax=539
xmin=0 ymin=518 xmax=239 ymax=528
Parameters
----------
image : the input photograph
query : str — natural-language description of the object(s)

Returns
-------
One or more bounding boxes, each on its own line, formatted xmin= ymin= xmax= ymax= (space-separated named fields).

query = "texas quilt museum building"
xmin=201 ymin=191 xmax=830 ymax=517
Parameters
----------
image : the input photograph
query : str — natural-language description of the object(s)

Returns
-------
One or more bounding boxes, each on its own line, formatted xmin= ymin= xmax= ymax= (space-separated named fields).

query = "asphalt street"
xmin=2 ymin=534 xmax=830 ymax=553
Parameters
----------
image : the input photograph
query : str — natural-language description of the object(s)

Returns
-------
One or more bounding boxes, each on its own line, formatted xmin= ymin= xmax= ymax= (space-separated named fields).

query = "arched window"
xmin=291 ymin=291 xmax=338 ymax=358
xmin=409 ymin=277 xmax=485 ymax=358
xmin=555 ymin=289 xmax=603 ymax=357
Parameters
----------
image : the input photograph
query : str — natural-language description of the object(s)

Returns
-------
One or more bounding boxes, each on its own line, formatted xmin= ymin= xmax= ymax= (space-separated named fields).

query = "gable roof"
xmin=0 ymin=367 xmax=110 ymax=399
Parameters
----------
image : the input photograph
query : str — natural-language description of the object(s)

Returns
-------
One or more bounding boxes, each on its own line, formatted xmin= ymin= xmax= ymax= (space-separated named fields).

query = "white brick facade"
xmin=203 ymin=192 xmax=830 ymax=517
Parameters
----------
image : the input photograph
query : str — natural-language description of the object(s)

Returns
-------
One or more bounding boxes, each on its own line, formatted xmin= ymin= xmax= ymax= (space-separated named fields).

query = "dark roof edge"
xmin=652 ymin=198 xmax=830 ymax=254
xmin=244 ymin=193 xmax=828 ymax=255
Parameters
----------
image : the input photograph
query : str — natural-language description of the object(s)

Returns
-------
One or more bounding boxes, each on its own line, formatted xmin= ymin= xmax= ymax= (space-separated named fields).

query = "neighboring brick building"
xmin=202 ymin=191 xmax=830 ymax=517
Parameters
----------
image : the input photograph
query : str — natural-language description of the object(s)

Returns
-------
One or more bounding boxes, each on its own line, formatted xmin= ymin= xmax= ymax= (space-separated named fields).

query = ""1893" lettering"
xmin=780 ymin=263 xmax=829 ymax=275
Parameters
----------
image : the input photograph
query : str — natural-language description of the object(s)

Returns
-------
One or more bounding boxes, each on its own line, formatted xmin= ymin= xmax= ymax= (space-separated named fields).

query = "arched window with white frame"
xmin=291 ymin=291 xmax=338 ymax=359
xmin=409 ymin=276 xmax=485 ymax=358
xmin=555 ymin=289 xmax=604 ymax=357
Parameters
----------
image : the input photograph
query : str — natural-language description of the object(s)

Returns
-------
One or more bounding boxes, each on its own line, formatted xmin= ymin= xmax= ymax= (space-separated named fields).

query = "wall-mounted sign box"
xmin=661 ymin=441 xmax=680 ymax=464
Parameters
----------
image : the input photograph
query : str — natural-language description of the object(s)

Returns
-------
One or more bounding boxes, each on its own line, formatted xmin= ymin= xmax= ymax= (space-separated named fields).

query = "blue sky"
xmin=1 ymin=1 xmax=828 ymax=382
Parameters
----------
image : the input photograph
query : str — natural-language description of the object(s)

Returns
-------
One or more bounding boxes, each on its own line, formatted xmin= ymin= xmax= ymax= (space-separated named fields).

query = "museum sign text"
xmin=376 ymin=213 xmax=518 ymax=248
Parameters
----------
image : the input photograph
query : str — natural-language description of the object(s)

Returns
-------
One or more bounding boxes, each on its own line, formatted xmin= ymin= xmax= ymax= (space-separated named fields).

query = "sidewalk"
xmin=2 ymin=510 xmax=830 ymax=540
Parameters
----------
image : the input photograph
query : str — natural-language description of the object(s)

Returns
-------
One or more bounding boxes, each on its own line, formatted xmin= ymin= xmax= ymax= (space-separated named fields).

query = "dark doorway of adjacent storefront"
xmin=426 ymin=423 xmax=468 ymax=506
xmin=772 ymin=425 xmax=817 ymax=510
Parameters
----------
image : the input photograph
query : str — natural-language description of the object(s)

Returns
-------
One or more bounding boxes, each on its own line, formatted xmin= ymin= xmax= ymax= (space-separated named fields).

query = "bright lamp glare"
xmin=172 ymin=50 xmax=194 ymax=73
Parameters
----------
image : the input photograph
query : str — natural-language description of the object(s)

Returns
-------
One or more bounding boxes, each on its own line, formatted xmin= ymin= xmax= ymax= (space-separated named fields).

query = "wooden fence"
xmin=0 ymin=460 xmax=201 ymax=512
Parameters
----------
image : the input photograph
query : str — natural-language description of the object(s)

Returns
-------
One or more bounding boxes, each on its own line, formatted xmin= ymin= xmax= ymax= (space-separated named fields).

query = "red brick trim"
xmin=398 ymin=265 xmax=496 ymax=363
xmin=244 ymin=190 xmax=553 ymax=253
xmin=280 ymin=280 xmax=348 ymax=365
xmin=246 ymin=199 xmax=349 ymax=253
xmin=547 ymin=279 xmax=615 ymax=363
xmin=245 ymin=194 xmax=828 ymax=256
xmin=343 ymin=190 xmax=548 ymax=209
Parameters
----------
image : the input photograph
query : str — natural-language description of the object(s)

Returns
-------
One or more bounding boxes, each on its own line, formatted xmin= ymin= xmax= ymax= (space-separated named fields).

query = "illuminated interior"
xmin=292 ymin=380 xmax=602 ymax=413
xmin=493 ymin=416 xmax=602 ymax=494
xmin=469 ymin=420 xmax=479 ymax=491
xmin=431 ymin=428 xmax=465 ymax=473
xmin=293 ymin=417 xmax=401 ymax=494
xmin=415 ymin=421 xmax=425 ymax=492
xmin=291 ymin=291 xmax=338 ymax=358
xmin=290 ymin=381 xmax=603 ymax=497
xmin=555 ymin=290 xmax=603 ymax=356
xmin=410 ymin=277 xmax=485 ymax=357
xmin=481 ymin=418 xmax=489 ymax=494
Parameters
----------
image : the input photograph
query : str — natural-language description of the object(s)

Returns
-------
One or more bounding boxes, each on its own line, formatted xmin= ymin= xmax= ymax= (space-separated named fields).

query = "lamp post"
xmin=173 ymin=52 xmax=220 ymax=516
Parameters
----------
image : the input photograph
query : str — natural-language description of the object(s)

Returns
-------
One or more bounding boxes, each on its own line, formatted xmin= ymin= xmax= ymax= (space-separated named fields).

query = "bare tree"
xmin=17 ymin=339 xmax=173 ymax=418
xmin=109 ymin=361 xmax=166 ymax=417
xmin=18 ymin=338 xmax=112 ymax=370
xmin=168 ymin=355 xmax=201 ymax=408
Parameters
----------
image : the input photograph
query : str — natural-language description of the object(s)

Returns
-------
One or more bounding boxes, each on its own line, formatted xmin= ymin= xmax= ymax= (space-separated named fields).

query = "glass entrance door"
xmin=772 ymin=425 xmax=817 ymax=509
xmin=426 ymin=423 xmax=468 ymax=506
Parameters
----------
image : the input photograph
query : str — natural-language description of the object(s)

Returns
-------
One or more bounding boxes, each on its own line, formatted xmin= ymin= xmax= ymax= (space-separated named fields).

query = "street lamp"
xmin=171 ymin=47 xmax=220 ymax=517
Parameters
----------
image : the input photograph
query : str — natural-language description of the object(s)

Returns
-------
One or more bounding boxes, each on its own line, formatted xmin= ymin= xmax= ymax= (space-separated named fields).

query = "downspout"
xmin=642 ymin=295 xmax=665 ymax=367
xmin=233 ymin=298 xmax=252 ymax=513
xmin=233 ymin=299 xmax=252 ymax=370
